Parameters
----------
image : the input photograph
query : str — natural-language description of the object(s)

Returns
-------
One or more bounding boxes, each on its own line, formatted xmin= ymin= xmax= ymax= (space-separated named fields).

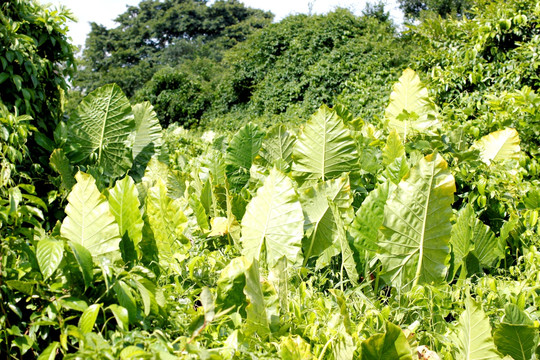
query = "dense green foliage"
xmin=0 ymin=0 xmax=75 ymax=134
xmin=397 ymin=0 xmax=471 ymax=19
xmin=2 ymin=0 xmax=540 ymax=358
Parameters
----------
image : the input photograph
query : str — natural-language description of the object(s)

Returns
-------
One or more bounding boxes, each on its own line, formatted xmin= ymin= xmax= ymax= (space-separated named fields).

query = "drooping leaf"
xmin=240 ymin=168 xmax=304 ymax=267
xmin=131 ymin=101 xmax=163 ymax=179
xmin=107 ymin=304 xmax=129 ymax=330
xmin=292 ymin=105 xmax=357 ymax=181
xmin=67 ymin=84 xmax=135 ymax=177
xmin=114 ymin=280 xmax=138 ymax=324
xmin=454 ymin=297 xmax=502 ymax=360
xmin=494 ymin=304 xmax=537 ymax=360
xmin=378 ymin=154 xmax=455 ymax=290
xmin=244 ymin=258 xmax=270 ymax=338
xmin=108 ymin=176 xmax=144 ymax=260
xmin=361 ymin=322 xmax=413 ymax=360
xmin=146 ymin=179 xmax=188 ymax=263
xmin=301 ymin=176 xmax=354 ymax=261
xmin=350 ymin=181 xmax=393 ymax=253
xmin=385 ymin=68 xmax=440 ymax=139
xmin=61 ymin=172 xmax=121 ymax=259
xmin=258 ymin=125 xmax=296 ymax=172
xmin=49 ymin=148 xmax=75 ymax=191
xmin=36 ymin=237 xmax=64 ymax=280
xmin=68 ymin=242 xmax=94 ymax=288
xmin=472 ymin=128 xmax=520 ymax=165
xmin=78 ymin=304 xmax=101 ymax=334
xmin=450 ymin=204 xmax=503 ymax=276
xmin=226 ymin=123 xmax=265 ymax=188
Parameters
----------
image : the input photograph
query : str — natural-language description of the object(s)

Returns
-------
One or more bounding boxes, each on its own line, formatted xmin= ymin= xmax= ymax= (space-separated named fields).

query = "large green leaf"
xmin=361 ymin=322 xmax=413 ymax=360
xmin=240 ymin=168 xmax=303 ymax=267
xmin=300 ymin=176 xmax=354 ymax=261
xmin=131 ymin=102 xmax=163 ymax=179
xmin=258 ymin=125 xmax=296 ymax=172
xmin=494 ymin=304 xmax=537 ymax=360
xmin=61 ymin=172 xmax=121 ymax=259
xmin=108 ymin=176 xmax=144 ymax=259
xmin=450 ymin=204 xmax=503 ymax=276
xmin=244 ymin=258 xmax=270 ymax=337
xmin=385 ymin=68 xmax=440 ymax=139
xmin=146 ymin=179 xmax=188 ymax=263
xmin=472 ymin=128 xmax=520 ymax=165
xmin=454 ymin=297 xmax=502 ymax=360
xmin=226 ymin=123 xmax=265 ymax=188
xmin=378 ymin=154 xmax=455 ymax=289
xmin=36 ymin=237 xmax=64 ymax=280
xmin=67 ymin=84 xmax=135 ymax=177
xmin=292 ymin=105 xmax=357 ymax=181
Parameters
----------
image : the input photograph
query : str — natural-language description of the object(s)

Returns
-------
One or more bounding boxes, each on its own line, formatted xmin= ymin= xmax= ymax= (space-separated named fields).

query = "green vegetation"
xmin=1 ymin=0 xmax=540 ymax=358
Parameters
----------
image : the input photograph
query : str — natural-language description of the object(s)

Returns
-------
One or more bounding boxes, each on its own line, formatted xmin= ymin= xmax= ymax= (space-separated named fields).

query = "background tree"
xmin=74 ymin=0 xmax=272 ymax=98
xmin=398 ymin=0 xmax=472 ymax=19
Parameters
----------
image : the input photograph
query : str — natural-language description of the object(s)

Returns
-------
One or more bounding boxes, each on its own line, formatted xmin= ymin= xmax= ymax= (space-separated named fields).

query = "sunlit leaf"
xmin=78 ymin=304 xmax=101 ymax=334
xmin=146 ymin=179 xmax=188 ymax=263
xmin=108 ymin=176 xmax=143 ymax=261
xmin=61 ymin=172 xmax=121 ymax=259
xmin=385 ymin=68 xmax=440 ymax=139
xmin=258 ymin=125 xmax=296 ymax=172
xmin=292 ymin=105 xmax=357 ymax=181
xmin=36 ymin=237 xmax=64 ymax=280
xmin=378 ymin=154 xmax=455 ymax=290
xmin=240 ymin=168 xmax=303 ymax=267
xmin=454 ymin=298 xmax=502 ymax=360
xmin=472 ymin=128 xmax=520 ymax=165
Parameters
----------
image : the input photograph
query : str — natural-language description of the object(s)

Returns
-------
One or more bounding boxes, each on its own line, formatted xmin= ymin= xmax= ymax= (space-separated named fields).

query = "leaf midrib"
xmin=413 ymin=161 xmax=436 ymax=287
xmin=97 ymin=86 xmax=114 ymax=163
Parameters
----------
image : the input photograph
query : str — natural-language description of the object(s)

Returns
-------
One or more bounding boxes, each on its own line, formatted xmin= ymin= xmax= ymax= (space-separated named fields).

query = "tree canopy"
xmin=74 ymin=0 xmax=272 ymax=97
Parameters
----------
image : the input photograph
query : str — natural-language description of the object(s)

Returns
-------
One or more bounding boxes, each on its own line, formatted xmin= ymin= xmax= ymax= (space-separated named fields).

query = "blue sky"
xmin=45 ymin=0 xmax=403 ymax=47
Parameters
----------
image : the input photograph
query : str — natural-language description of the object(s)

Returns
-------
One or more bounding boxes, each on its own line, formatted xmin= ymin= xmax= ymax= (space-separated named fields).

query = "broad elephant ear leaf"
xmin=361 ymin=322 xmax=413 ymax=360
xmin=378 ymin=153 xmax=455 ymax=290
xmin=450 ymin=204 xmax=503 ymax=277
xmin=494 ymin=304 xmax=537 ymax=360
xmin=472 ymin=128 xmax=520 ymax=165
xmin=145 ymin=179 xmax=188 ymax=264
xmin=67 ymin=84 xmax=135 ymax=177
xmin=454 ymin=297 xmax=502 ymax=360
xmin=385 ymin=68 xmax=440 ymax=139
xmin=61 ymin=172 xmax=121 ymax=259
xmin=130 ymin=101 xmax=163 ymax=180
xmin=226 ymin=123 xmax=265 ymax=189
xmin=257 ymin=125 xmax=296 ymax=172
xmin=108 ymin=176 xmax=144 ymax=260
xmin=292 ymin=105 xmax=357 ymax=182
xmin=240 ymin=168 xmax=304 ymax=268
